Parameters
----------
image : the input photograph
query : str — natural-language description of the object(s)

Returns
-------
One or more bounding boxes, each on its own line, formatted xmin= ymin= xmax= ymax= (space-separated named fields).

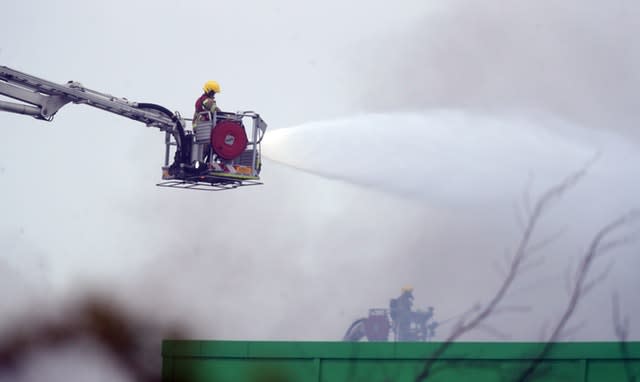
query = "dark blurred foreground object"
xmin=0 ymin=295 xmax=185 ymax=382
xmin=0 ymin=66 xmax=268 ymax=191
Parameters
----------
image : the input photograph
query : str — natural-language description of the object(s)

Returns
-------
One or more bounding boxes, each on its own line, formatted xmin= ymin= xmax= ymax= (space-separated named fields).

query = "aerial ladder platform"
xmin=0 ymin=66 xmax=267 ymax=190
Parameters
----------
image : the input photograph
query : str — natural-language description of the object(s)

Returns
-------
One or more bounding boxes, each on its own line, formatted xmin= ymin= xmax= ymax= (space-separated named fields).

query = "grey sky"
xmin=1 ymin=4 xmax=639 ymax=379
xmin=352 ymin=0 xmax=640 ymax=142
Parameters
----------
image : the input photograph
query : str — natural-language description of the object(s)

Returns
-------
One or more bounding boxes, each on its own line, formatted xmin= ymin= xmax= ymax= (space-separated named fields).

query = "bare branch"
xmin=580 ymin=260 xmax=616 ymax=298
xmin=528 ymin=228 xmax=567 ymax=254
xmin=517 ymin=209 xmax=640 ymax=382
xmin=517 ymin=256 xmax=546 ymax=275
xmin=612 ymin=292 xmax=629 ymax=341
xmin=611 ymin=293 xmax=636 ymax=382
xmin=596 ymin=234 xmax=638 ymax=257
xmin=415 ymin=160 xmax=636 ymax=382
xmin=415 ymin=166 xmax=592 ymax=382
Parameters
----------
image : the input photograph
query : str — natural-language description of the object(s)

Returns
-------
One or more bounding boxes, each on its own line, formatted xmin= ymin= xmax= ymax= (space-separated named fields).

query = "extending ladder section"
xmin=0 ymin=66 xmax=177 ymax=132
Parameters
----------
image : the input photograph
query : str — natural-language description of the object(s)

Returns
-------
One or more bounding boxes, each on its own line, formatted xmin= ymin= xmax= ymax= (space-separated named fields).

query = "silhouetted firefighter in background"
xmin=390 ymin=286 xmax=414 ymax=341
xmin=343 ymin=287 xmax=437 ymax=342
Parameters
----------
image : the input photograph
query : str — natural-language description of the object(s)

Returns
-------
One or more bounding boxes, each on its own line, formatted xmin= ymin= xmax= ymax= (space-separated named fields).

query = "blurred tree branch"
xmin=517 ymin=210 xmax=639 ymax=381
xmin=416 ymin=160 xmax=638 ymax=382
xmin=415 ymin=166 xmax=591 ymax=382
xmin=612 ymin=292 xmax=636 ymax=382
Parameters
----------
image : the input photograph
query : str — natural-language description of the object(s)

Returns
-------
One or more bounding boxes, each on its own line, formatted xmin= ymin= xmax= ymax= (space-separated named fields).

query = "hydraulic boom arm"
xmin=0 ymin=66 xmax=184 ymax=134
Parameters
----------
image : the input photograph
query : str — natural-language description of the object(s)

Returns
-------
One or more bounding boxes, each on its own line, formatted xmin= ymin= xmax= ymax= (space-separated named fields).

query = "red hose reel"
xmin=211 ymin=120 xmax=248 ymax=160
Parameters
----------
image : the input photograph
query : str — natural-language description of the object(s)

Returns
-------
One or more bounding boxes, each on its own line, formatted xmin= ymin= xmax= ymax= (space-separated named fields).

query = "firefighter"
xmin=390 ymin=286 xmax=414 ymax=341
xmin=193 ymin=80 xmax=222 ymax=163
xmin=193 ymin=80 xmax=221 ymax=126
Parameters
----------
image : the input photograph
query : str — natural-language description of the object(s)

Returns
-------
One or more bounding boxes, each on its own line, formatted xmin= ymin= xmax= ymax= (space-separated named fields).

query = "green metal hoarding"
xmin=162 ymin=341 xmax=640 ymax=381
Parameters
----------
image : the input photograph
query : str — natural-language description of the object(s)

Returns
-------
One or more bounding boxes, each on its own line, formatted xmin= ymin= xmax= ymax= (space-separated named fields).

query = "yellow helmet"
xmin=203 ymin=80 xmax=221 ymax=94
xmin=401 ymin=286 xmax=414 ymax=294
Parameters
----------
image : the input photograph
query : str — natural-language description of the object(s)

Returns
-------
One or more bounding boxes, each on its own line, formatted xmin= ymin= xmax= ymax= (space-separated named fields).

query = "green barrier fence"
xmin=162 ymin=341 xmax=640 ymax=382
